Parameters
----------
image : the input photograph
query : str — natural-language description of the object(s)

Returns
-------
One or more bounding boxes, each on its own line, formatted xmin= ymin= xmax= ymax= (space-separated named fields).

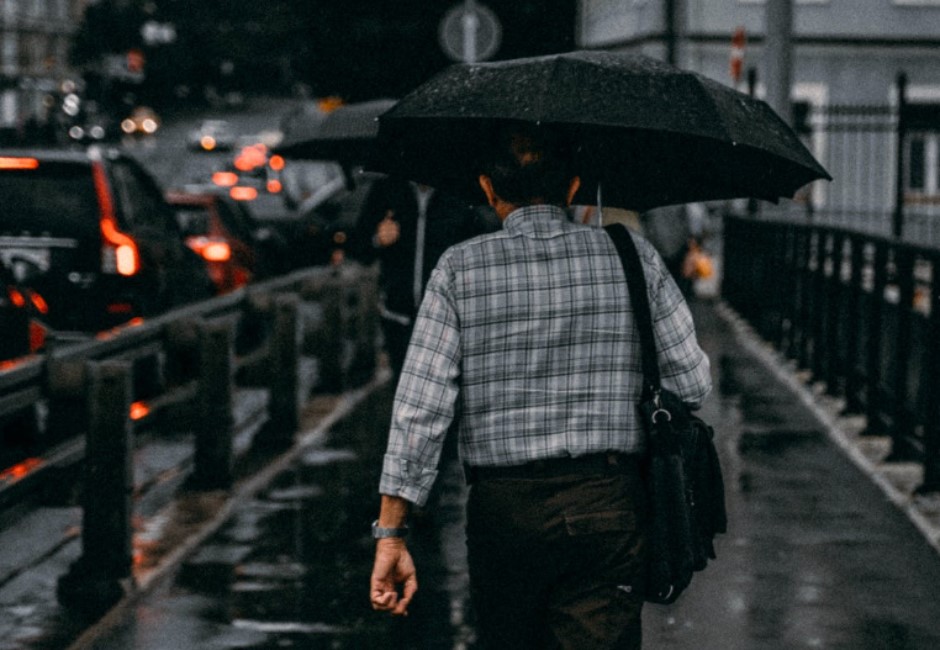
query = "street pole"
xmin=764 ymin=0 xmax=794 ymax=123
xmin=665 ymin=0 xmax=678 ymax=66
xmin=462 ymin=0 xmax=479 ymax=63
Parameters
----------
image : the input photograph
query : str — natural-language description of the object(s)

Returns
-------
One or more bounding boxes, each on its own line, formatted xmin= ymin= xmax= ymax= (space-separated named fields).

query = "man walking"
xmin=369 ymin=125 xmax=711 ymax=649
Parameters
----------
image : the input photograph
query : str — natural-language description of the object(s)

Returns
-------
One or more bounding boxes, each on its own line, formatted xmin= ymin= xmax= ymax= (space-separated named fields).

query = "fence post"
xmin=57 ymin=361 xmax=133 ymax=617
xmin=843 ymin=236 xmax=866 ymax=414
xmin=190 ymin=320 xmax=234 ymax=490
xmin=918 ymin=253 xmax=940 ymax=493
xmin=888 ymin=248 xmax=917 ymax=459
xmin=824 ymin=231 xmax=846 ymax=395
xmin=893 ymin=72 xmax=908 ymax=239
xmin=266 ymin=293 xmax=301 ymax=447
xmin=863 ymin=242 xmax=889 ymax=435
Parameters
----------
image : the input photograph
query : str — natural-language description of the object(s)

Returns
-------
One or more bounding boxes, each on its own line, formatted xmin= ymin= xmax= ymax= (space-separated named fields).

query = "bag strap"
xmin=604 ymin=224 xmax=661 ymax=395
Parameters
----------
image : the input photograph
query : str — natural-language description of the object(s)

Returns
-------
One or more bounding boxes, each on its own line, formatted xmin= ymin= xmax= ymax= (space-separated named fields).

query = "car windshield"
xmin=0 ymin=162 xmax=100 ymax=238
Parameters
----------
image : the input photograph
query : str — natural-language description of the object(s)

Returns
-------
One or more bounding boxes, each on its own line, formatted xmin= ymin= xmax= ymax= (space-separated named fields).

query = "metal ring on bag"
xmin=651 ymin=408 xmax=672 ymax=423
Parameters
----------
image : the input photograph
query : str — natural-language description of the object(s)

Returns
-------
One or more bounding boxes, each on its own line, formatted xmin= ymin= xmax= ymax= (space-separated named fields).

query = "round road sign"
xmin=439 ymin=2 xmax=502 ymax=63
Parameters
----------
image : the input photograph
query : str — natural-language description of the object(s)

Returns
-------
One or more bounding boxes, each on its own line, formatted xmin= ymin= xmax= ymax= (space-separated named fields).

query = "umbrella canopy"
xmin=373 ymin=51 xmax=830 ymax=211
xmin=276 ymin=98 xmax=397 ymax=166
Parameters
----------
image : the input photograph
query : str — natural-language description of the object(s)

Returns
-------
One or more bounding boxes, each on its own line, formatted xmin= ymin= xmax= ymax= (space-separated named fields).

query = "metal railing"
xmin=723 ymin=215 xmax=940 ymax=494
xmin=0 ymin=262 xmax=379 ymax=614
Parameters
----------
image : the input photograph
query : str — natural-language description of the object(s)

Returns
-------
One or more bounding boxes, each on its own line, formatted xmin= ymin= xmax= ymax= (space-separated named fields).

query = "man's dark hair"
xmin=480 ymin=123 xmax=576 ymax=206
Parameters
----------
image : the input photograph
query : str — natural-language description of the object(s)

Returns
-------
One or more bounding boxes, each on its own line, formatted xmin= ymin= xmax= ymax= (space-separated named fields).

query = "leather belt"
xmin=464 ymin=452 xmax=639 ymax=484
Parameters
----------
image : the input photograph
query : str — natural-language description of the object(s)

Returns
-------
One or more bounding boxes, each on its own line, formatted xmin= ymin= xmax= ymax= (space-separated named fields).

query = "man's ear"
xmin=565 ymin=176 xmax=581 ymax=206
xmin=478 ymin=175 xmax=498 ymax=207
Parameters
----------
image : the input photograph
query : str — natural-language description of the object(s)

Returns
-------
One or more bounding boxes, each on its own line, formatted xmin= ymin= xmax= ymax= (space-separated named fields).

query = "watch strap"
xmin=372 ymin=520 xmax=409 ymax=539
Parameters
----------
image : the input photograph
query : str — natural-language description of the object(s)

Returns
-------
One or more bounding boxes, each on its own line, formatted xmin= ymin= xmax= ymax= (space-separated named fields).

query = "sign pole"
xmin=463 ymin=0 xmax=479 ymax=63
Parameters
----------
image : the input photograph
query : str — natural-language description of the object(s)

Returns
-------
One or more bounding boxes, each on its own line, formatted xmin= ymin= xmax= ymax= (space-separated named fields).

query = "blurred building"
xmin=0 ymin=0 xmax=88 ymax=143
xmin=577 ymin=0 xmax=940 ymax=242
xmin=577 ymin=0 xmax=940 ymax=106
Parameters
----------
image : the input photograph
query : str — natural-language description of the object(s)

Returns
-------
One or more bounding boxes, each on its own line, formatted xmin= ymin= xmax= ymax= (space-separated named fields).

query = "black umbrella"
xmin=276 ymin=98 xmax=397 ymax=166
xmin=373 ymin=51 xmax=830 ymax=211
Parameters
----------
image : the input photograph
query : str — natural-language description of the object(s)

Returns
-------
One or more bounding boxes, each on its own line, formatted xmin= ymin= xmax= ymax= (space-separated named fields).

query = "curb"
xmin=714 ymin=301 xmax=940 ymax=556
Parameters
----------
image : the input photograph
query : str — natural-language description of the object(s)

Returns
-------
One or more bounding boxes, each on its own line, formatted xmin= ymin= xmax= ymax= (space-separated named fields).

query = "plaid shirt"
xmin=380 ymin=204 xmax=711 ymax=506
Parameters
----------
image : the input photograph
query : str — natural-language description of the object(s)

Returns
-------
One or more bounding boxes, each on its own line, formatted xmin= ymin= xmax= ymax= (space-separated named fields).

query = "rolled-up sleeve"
xmin=379 ymin=255 xmax=462 ymax=506
xmin=643 ymin=241 xmax=712 ymax=408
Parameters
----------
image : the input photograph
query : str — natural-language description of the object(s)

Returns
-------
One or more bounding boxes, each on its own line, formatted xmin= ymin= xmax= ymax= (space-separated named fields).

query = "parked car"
xmin=187 ymin=119 xmax=237 ymax=152
xmin=166 ymin=188 xmax=291 ymax=293
xmin=0 ymin=259 xmax=48 ymax=363
xmin=0 ymin=147 xmax=213 ymax=332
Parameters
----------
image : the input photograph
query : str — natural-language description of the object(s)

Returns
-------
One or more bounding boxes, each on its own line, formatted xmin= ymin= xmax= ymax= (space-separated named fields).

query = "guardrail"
xmin=0 ymin=262 xmax=379 ymax=615
xmin=723 ymin=215 xmax=940 ymax=495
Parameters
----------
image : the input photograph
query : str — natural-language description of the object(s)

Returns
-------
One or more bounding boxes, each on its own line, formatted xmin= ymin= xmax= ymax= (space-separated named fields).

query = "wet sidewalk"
xmin=10 ymin=298 xmax=940 ymax=649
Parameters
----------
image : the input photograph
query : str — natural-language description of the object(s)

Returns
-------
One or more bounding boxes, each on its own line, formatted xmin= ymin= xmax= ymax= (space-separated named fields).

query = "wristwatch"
xmin=372 ymin=519 xmax=409 ymax=539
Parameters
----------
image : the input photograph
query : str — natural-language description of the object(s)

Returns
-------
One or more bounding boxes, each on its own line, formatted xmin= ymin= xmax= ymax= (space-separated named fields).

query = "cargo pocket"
xmin=564 ymin=510 xmax=636 ymax=536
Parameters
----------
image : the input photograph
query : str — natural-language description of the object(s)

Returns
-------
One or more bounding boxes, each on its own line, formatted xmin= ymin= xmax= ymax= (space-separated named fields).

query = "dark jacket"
xmin=353 ymin=177 xmax=497 ymax=317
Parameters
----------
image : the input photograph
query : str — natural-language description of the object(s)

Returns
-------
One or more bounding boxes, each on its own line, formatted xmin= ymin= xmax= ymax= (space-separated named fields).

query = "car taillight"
xmin=186 ymin=236 xmax=232 ymax=262
xmin=28 ymin=319 xmax=48 ymax=353
xmin=92 ymin=162 xmax=140 ymax=276
xmin=0 ymin=156 xmax=39 ymax=170
xmin=212 ymin=171 xmax=238 ymax=187
xmin=230 ymin=186 xmax=258 ymax=201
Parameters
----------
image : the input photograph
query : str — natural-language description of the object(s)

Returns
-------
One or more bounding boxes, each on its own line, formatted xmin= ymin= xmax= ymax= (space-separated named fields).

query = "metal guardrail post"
xmin=315 ymin=273 xmax=345 ymax=392
xmin=265 ymin=293 xmax=300 ymax=447
xmin=191 ymin=320 xmax=234 ymax=490
xmin=348 ymin=266 xmax=379 ymax=388
xmin=57 ymin=360 xmax=133 ymax=616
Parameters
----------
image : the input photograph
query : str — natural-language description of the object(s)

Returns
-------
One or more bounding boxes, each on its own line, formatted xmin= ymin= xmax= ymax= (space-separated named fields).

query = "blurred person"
xmin=369 ymin=125 xmax=711 ymax=648
xmin=352 ymin=176 xmax=497 ymax=378
xmin=640 ymin=202 xmax=707 ymax=298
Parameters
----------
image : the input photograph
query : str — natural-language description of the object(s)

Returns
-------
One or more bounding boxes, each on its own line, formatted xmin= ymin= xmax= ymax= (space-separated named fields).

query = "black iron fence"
xmin=755 ymin=73 xmax=940 ymax=247
xmin=723 ymin=216 xmax=940 ymax=494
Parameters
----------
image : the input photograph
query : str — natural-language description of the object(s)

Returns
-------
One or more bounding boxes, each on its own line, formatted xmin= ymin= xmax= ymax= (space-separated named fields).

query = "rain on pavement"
xmin=79 ymin=300 xmax=940 ymax=650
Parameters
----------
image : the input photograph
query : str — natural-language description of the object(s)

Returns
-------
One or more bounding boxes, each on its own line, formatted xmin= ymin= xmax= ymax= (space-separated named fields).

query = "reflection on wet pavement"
xmin=85 ymin=300 xmax=940 ymax=649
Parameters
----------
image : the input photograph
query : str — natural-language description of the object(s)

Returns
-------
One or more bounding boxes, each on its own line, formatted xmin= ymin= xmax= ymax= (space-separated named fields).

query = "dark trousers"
xmin=465 ymin=457 xmax=649 ymax=649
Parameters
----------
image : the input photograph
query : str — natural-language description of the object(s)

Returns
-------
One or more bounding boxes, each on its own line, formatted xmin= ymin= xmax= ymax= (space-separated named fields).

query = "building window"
xmin=907 ymin=132 xmax=939 ymax=198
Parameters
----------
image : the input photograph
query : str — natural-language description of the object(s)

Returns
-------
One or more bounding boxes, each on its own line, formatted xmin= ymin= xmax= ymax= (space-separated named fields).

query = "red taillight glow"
xmin=130 ymin=401 xmax=150 ymax=421
xmin=268 ymin=155 xmax=285 ymax=171
xmin=93 ymin=162 xmax=140 ymax=276
xmin=106 ymin=302 xmax=134 ymax=314
xmin=234 ymin=144 xmax=267 ymax=171
xmin=0 ymin=157 xmax=39 ymax=170
xmin=187 ymin=236 xmax=232 ymax=262
xmin=266 ymin=179 xmax=282 ymax=193
xmin=8 ymin=288 xmax=25 ymax=308
xmin=27 ymin=290 xmax=48 ymax=314
xmin=28 ymin=320 xmax=47 ymax=353
xmin=230 ymin=186 xmax=258 ymax=201
xmin=212 ymin=171 xmax=239 ymax=187
xmin=0 ymin=457 xmax=42 ymax=482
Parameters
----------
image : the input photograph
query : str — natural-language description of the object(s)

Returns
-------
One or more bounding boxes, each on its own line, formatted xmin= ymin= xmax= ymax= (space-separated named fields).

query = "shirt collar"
xmin=502 ymin=204 xmax=570 ymax=237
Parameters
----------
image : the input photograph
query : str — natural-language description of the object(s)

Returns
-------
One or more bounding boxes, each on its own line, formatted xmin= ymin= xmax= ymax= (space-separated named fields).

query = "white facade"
xmin=0 ymin=0 xmax=84 ymax=134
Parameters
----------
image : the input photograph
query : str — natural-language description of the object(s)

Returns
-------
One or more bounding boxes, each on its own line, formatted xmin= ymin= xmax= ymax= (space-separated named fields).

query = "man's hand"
xmin=370 ymin=538 xmax=417 ymax=616
xmin=375 ymin=211 xmax=401 ymax=247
